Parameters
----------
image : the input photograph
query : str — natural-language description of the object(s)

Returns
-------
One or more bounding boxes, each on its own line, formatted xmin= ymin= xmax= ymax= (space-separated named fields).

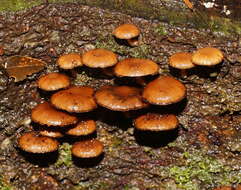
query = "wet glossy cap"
xmin=57 ymin=53 xmax=83 ymax=69
xmin=51 ymin=86 xmax=97 ymax=113
xmin=66 ymin=120 xmax=96 ymax=136
xmin=114 ymin=58 xmax=159 ymax=77
xmin=82 ymin=48 xmax=118 ymax=68
xmin=39 ymin=130 xmax=64 ymax=138
xmin=95 ymin=86 xmax=149 ymax=111
xmin=134 ymin=113 xmax=179 ymax=131
xmin=18 ymin=132 xmax=59 ymax=153
xmin=113 ymin=24 xmax=140 ymax=39
xmin=37 ymin=72 xmax=70 ymax=91
xmin=31 ymin=102 xmax=78 ymax=126
xmin=71 ymin=139 xmax=104 ymax=158
xmin=142 ymin=76 xmax=186 ymax=105
xmin=169 ymin=52 xmax=195 ymax=69
xmin=212 ymin=186 xmax=232 ymax=190
xmin=192 ymin=47 xmax=224 ymax=66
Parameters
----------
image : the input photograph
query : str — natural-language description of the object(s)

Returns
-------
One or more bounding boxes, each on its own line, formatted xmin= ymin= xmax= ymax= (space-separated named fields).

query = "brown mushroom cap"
xmin=66 ymin=120 xmax=96 ymax=136
xmin=212 ymin=186 xmax=232 ymax=190
xmin=71 ymin=139 xmax=104 ymax=158
xmin=169 ymin=52 xmax=195 ymax=69
xmin=95 ymin=86 xmax=149 ymax=111
xmin=112 ymin=24 xmax=140 ymax=39
xmin=18 ymin=132 xmax=59 ymax=153
xmin=51 ymin=86 xmax=97 ymax=113
xmin=57 ymin=53 xmax=83 ymax=69
xmin=37 ymin=72 xmax=70 ymax=91
xmin=82 ymin=48 xmax=118 ymax=68
xmin=114 ymin=58 xmax=159 ymax=77
xmin=31 ymin=102 xmax=78 ymax=126
xmin=39 ymin=130 xmax=64 ymax=138
xmin=134 ymin=113 xmax=178 ymax=131
xmin=192 ymin=47 xmax=224 ymax=66
xmin=142 ymin=76 xmax=186 ymax=105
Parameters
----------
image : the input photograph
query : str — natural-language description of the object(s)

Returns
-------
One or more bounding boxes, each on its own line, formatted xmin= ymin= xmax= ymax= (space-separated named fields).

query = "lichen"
xmin=0 ymin=0 xmax=42 ymax=12
xmin=55 ymin=143 xmax=73 ymax=167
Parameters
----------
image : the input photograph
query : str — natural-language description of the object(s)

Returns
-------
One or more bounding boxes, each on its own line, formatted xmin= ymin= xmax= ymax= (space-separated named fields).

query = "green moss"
xmin=0 ymin=0 xmax=42 ymax=12
xmin=168 ymin=150 xmax=241 ymax=190
xmin=0 ymin=175 xmax=13 ymax=190
xmin=55 ymin=143 xmax=72 ymax=167
xmin=73 ymin=181 xmax=110 ymax=190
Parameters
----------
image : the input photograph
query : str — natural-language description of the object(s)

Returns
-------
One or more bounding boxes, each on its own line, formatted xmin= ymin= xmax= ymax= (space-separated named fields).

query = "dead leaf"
xmin=5 ymin=56 xmax=46 ymax=82
xmin=183 ymin=0 xmax=193 ymax=9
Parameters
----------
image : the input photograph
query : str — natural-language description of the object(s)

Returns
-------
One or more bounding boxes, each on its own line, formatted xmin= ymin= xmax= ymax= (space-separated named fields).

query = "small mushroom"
xmin=51 ymin=86 xmax=97 ymax=113
xmin=112 ymin=23 xmax=140 ymax=46
xmin=71 ymin=139 xmax=104 ymax=158
xmin=39 ymin=130 xmax=64 ymax=138
xmin=66 ymin=120 xmax=96 ymax=136
xmin=142 ymin=76 xmax=186 ymax=105
xmin=37 ymin=72 xmax=70 ymax=91
xmin=57 ymin=53 xmax=83 ymax=70
xmin=134 ymin=113 xmax=179 ymax=131
xmin=18 ymin=131 xmax=59 ymax=153
xmin=95 ymin=85 xmax=149 ymax=111
xmin=168 ymin=52 xmax=195 ymax=78
xmin=31 ymin=102 xmax=78 ymax=126
xmin=192 ymin=47 xmax=224 ymax=66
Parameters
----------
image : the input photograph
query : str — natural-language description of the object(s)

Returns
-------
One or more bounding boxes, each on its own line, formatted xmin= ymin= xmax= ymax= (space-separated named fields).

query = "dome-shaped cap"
xmin=82 ymin=49 xmax=118 ymax=68
xmin=18 ymin=132 xmax=59 ymax=153
xmin=112 ymin=24 xmax=140 ymax=39
xmin=66 ymin=120 xmax=96 ymax=136
xmin=31 ymin=102 xmax=78 ymax=126
xmin=114 ymin=58 xmax=159 ymax=77
xmin=39 ymin=130 xmax=64 ymax=138
xmin=169 ymin=52 xmax=195 ymax=69
xmin=71 ymin=139 xmax=104 ymax=158
xmin=134 ymin=113 xmax=179 ymax=131
xmin=95 ymin=86 xmax=149 ymax=111
xmin=192 ymin=47 xmax=224 ymax=66
xmin=51 ymin=86 xmax=97 ymax=113
xmin=57 ymin=53 xmax=83 ymax=69
xmin=142 ymin=76 xmax=186 ymax=105
xmin=37 ymin=72 xmax=70 ymax=91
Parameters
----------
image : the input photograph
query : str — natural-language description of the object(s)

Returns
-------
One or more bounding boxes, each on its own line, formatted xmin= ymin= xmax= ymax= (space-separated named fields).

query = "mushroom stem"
xmin=180 ymin=69 xmax=187 ymax=78
xmin=127 ymin=38 xmax=139 ymax=47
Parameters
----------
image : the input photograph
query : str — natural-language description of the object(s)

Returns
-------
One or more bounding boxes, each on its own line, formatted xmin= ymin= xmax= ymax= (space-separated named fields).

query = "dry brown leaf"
xmin=5 ymin=56 xmax=46 ymax=82
xmin=183 ymin=0 xmax=193 ymax=9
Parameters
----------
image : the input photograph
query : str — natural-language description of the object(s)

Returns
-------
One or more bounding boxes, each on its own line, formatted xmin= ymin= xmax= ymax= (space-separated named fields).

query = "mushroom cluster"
xmin=18 ymin=23 xmax=223 ymax=165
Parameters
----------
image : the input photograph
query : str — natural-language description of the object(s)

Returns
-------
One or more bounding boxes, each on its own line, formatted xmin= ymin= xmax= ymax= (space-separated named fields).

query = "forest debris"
xmin=5 ymin=55 xmax=46 ymax=82
xmin=183 ymin=0 xmax=193 ymax=9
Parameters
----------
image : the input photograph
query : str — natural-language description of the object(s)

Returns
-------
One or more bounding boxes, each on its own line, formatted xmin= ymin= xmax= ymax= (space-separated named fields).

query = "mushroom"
xmin=114 ymin=58 xmax=159 ymax=85
xmin=31 ymin=102 xmax=78 ymax=126
xmin=50 ymin=86 xmax=97 ymax=113
xmin=142 ymin=76 xmax=186 ymax=105
xmin=71 ymin=139 xmax=104 ymax=158
xmin=134 ymin=113 xmax=179 ymax=131
xmin=18 ymin=131 xmax=59 ymax=153
xmin=192 ymin=47 xmax=224 ymax=66
xmin=37 ymin=72 xmax=70 ymax=91
xmin=39 ymin=130 xmax=64 ymax=138
xmin=57 ymin=53 xmax=83 ymax=70
xmin=168 ymin=52 xmax=195 ymax=78
xmin=95 ymin=85 xmax=149 ymax=111
xmin=66 ymin=119 xmax=96 ymax=136
xmin=112 ymin=23 xmax=140 ymax=46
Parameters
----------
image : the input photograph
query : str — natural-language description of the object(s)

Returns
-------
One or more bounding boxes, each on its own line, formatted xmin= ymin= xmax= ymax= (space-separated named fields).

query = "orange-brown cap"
xmin=112 ymin=24 xmax=140 ymax=39
xmin=18 ymin=132 xmax=59 ymax=153
xmin=134 ymin=113 xmax=178 ymax=131
xmin=142 ymin=76 xmax=186 ymax=105
xmin=82 ymin=49 xmax=118 ymax=68
xmin=37 ymin=72 xmax=70 ymax=91
xmin=57 ymin=53 xmax=83 ymax=69
xmin=114 ymin=58 xmax=159 ymax=77
xmin=39 ymin=130 xmax=64 ymax=138
xmin=95 ymin=86 xmax=149 ymax=111
xmin=212 ymin=186 xmax=232 ymax=190
xmin=31 ymin=102 xmax=78 ymax=126
xmin=169 ymin=52 xmax=195 ymax=69
xmin=71 ymin=139 xmax=104 ymax=158
xmin=66 ymin=120 xmax=96 ymax=136
xmin=192 ymin=47 xmax=224 ymax=66
xmin=51 ymin=86 xmax=97 ymax=113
